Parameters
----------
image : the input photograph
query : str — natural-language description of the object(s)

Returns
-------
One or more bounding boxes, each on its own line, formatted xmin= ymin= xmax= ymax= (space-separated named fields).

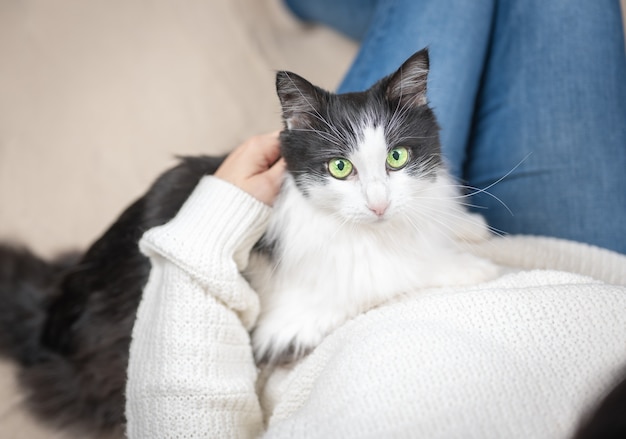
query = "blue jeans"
xmin=285 ymin=0 xmax=626 ymax=254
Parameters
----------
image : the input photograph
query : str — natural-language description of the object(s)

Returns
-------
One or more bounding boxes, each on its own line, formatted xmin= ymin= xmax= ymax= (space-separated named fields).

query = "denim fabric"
xmin=284 ymin=0 xmax=377 ymax=41
xmin=284 ymin=0 xmax=626 ymax=253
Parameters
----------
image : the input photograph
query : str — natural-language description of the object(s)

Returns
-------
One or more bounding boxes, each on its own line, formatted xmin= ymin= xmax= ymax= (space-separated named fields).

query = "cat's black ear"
xmin=385 ymin=48 xmax=430 ymax=107
xmin=276 ymin=71 xmax=325 ymax=130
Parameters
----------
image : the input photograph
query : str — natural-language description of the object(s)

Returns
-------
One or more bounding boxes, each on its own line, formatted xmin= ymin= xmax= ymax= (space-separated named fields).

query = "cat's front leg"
xmin=251 ymin=298 xmax=343 ymax=365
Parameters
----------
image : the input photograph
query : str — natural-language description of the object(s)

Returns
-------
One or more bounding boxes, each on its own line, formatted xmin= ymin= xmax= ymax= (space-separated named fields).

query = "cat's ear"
xmin=276 ymin=71 xmax=324 ymax=130
xmin=385 ymin=48 xmax=430 ymax=108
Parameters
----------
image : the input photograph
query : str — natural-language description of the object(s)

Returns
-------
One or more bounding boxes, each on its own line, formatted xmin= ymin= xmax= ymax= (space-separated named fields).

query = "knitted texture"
xmin=125 ymin=177 xmax=626 ymax=439
xmin=126 ymin=176 xmax=270 ymax=438
xmin=264 ymin=270 xmax=626 ymax=439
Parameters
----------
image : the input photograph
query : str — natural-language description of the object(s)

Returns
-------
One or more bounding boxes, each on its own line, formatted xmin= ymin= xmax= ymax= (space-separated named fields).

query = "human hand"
xmin=214 ymin=132 xmax=286 ymax=206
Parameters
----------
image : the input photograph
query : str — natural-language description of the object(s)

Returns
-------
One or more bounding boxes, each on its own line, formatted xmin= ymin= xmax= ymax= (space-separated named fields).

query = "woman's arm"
xmin=125 ymin=133 xmax=284 ymax=438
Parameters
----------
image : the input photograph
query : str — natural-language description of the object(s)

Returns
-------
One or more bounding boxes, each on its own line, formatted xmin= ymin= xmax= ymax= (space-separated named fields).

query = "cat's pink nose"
xmin=368 ymin=202 xmax=389 ymax=217
xmin=365 ymin=181 xmax=389 ymax=217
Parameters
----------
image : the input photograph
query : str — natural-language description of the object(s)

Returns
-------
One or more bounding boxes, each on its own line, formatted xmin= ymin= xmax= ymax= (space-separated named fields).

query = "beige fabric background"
xmin=0 ymin=0 xmax=355 ymax=258
xmin=0 ymin=1 xmax=355 ymax=438
xmin=0 ymin=1 xmax=624 ymax=438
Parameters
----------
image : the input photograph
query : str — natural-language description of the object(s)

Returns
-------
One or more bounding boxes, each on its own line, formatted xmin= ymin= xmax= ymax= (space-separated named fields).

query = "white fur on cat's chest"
xmin=246 ymin=175 xmax=498 ymax=364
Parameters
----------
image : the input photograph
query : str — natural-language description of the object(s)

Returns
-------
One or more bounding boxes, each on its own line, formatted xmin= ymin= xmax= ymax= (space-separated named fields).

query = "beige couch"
xmin=0 ymin=1 xmax=354 ymax=437
xmin=0 ymin=1 xmax=624 ymax=438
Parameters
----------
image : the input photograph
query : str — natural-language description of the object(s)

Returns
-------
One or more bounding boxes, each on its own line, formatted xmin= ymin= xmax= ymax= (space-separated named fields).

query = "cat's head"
xmin=276 ymin=48 xmax=443 ymax=225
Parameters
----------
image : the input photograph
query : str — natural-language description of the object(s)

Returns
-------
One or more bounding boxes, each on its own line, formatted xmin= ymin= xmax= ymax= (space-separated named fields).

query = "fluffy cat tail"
xmin=0 ymin=244 xmax=75 ymax=365
xmin=0 ymin=243 xmax=96 ymax=431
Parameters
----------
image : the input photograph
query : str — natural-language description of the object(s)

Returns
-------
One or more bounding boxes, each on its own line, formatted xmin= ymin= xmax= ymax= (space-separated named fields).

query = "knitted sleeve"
xmin=125 ymin=176 xmax=272 ymax=439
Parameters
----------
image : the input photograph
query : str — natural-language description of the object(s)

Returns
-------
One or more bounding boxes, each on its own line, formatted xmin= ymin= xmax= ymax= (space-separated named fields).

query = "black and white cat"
xmin=0 ymin=48 xmax=498 ymax=435
xmin=249 ymin=49 xmax=497 ymax=363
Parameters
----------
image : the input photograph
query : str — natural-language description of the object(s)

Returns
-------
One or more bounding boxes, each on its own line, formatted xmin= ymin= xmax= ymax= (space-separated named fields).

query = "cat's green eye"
xmin=386 ymin=147 xmax=409 ymax=170
xmin=328 ymin=158 xmax=354 ymax=179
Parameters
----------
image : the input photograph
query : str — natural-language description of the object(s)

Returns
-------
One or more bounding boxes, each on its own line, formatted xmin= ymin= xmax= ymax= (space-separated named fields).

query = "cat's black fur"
xmin=0 ymin=48 xmax=624 ymax=438
xmin=276 ymin=70 xmax=442 ymax=191
xmin=0 ymin=155 xmax=223 ymax=435
xmin=573 ymin=372 xmax=626 ymax=439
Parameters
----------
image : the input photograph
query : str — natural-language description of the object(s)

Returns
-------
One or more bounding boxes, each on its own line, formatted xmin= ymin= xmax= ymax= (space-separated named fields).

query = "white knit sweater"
xmin=125 ymin=176 xmax=626 ymax=439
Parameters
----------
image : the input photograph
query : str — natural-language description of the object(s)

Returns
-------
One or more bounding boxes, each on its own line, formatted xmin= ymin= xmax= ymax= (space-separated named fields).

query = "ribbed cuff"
xmin=139 ymin=176 xmax=272 ymax=311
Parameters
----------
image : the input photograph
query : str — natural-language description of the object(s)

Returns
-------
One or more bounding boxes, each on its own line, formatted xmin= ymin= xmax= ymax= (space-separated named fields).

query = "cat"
xmin=248 ymin=49 xmax=498 ymax=363
xmin=0 ymin=48 xmax=499 ymax=435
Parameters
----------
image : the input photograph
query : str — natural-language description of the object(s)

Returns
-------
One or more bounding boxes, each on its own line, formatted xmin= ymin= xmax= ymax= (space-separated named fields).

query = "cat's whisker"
xmin=410 ymin=192 xmax=484 ymax=204
xmin=387 ymin=88 xmax=422 ymax=130
xmin=407 ymin=154 xmax=442 ymax=173
xmin=406 ymin=178 xmax=513 ymax=217
xmin=289 ymin=127 xmax=344 ymax=148
xmin=452 ymin=184 xmax=514 ymax=216
xmin=408 ymin=206 xmax=508 ymax=253
xmin=405 ymin=153 xmax=531 ymax=220
xmin=455 ymin=153 xmax=532 ymax=215
xmin=474 ymin=152 xmax=532 ymax=195
xmin=406 ymin=206 xmax=462 ymax=240
xmin=410 ymin=198 xmax=488 ymax=211
xmin=404 ymin=203 xmax=507 ymax=240
xmin=394 ymin=135 xmax=439 ymax=141
xmin=458 ymin=203 xmax=488 ymax=210
xmin=303 ymin=115 xmax=351 ymax=146
xmin=295 ymin=115 xmax=348 ymax=147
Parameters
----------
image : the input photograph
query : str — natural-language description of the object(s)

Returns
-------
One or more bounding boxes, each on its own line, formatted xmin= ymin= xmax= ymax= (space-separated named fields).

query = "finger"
xmin=247 ymin=159 xmax=285 ymax=206
xmin=264 ymin=159 xmax=286 ymax=203
xmin=215 ymin=132 xmax=282 ymax=190
xmin=254 ymin=133 xmax=282 ymax=169
xmin=234 ymin=133 xmax=279 ymax=174
xmin=265 ymin=157 xmax=286 ymax=182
